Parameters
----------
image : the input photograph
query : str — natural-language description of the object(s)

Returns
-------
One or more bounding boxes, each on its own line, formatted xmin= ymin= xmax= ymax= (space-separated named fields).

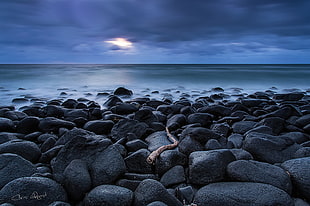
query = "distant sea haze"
xmin=0 ymin=64 xmax=309 ymax=107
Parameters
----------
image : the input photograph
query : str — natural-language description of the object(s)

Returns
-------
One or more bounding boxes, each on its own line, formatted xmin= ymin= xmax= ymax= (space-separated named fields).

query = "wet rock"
xmin=0 ymin=177 xmax=67 ymax=206
xmin=113 ymin=87 xmax=133 ymax=97
xmin=134 ymin=108 xmax=158 ymax=125
xmin=103 ymin=95 xmax=123 ymax=109
xmin=40 ymin=137 xmax=57 ymax=153
xmin=16 ymin=116 xmax=40 ymax=134
xmin=295 ymin=114 xmax=310 ymax=128
xmin=12 ymin=98 xmax=29 ymax=104
xmin=62 ymin=99 xmax=78 ymax=109
xmin=0 ymin=132 xmax=19 ymax=144
xmin=189 ymin=149 xmax=235 ymax=185
xmin=294 ymin=147 xmax=310 ymax=158
xmin=64 ymin=109 xmax=88 ymax=121
xmin=126 ymin=139 xmax=148 ymax=152
xmin=160 ymin=165 xmax=186 ymax=187
xmin=205 ymin=139 xmax=223 ymax=150
xmin=38 ymin=117 xmax=75 ymax=133
xmin=243 ymin=132 xmax=301 ymax=163
xmin=178 ymin=136 xmax=204 ymax=156
xmin=281 ymin=157 xmax=310 ymax=201
xmin=48 ymin=201 xmax=71 ymax=206
xmin=230 ymin=149 xmax=254 ymax=160
xmin=124 ymin=149 xmax=153 ymax=174
xmin=0 ymin=118 xmax=14 ymax=132
xmin=0 ymin=139 xmax=41 ymax=163
xmin=111 ymin=119 xmax=148 ymax=142
xmin=176 ymin=186 xmax=194 ymax=205
xmin=63 ymin=159 xmax=91 ymax=201
xmin=134 ymin=179 xmax=183 ymax=206
xmin=227 ymin=134 xmax=243 ymax=148
xmin=211 ymin=122 xmax=230 ymax=137
xmin=244 ymin=125 xmax=273 ymax=135
xmin=39 ymin=145 xmax=63 ymax=163
xmin=197 ymin=105 xmax=232 ymax=117
xmin=146 ymin=201 xmax=168 ymax=206
xmin=83 ymin=120 xmax=114 ymax=135
xmin=273 ymin=92 xmax=305 ymax=101
xmin=55 ymin=128 xmax=94 ymax=146
xmin=193 ymin=182 xmax=294 ymax=206
xmin=227 ymin=160 xmax=292 ymax=194
xmin=0 ymin=154 xmax=36 ymax=189
xmin=42 ymin=105 xmax=64 ymax=118
xmin=180 ymin=126 xmax=221 ymax=144
xmin=4 ymin=111 xmax=27 ymax=121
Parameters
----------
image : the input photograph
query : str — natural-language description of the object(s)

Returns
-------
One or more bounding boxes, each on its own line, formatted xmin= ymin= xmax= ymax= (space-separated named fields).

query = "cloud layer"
xmin=0 ymin=0 xmax=309 ymax=63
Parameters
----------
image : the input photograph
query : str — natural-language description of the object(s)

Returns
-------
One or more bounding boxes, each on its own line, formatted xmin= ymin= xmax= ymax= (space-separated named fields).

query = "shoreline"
xmin=0 ymin=86 xmax=309 ymax=205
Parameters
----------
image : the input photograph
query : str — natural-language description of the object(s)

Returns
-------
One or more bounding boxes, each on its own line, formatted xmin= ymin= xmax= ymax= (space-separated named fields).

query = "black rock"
xmin=48 ymin=201 xmax=71 ymax=206
xmin=134 ymin=179 xmax=183 ymax=206
xmin=176 ymin=186 xmax=194 ymax=205
xmin=113 ymin=87 xmax=133 ymax=97
xmin=227 ymin=160 xmax=292 ymax=194
xmin=0 ymin=118 xmax=14 ymax=132
xmin=55 ymin=128 xmax=94 ymax=146
xmin=294 ymin=147 xmax=310 ymax=158
xmin=83 ymin=120 xmax=114 ymax=135
xmin=197 ymin=105 xmax=232 ymax=117
xmin=180 ymin=126 xmax=221 ymax=144
xmin=103 ymin=95 xmax=123 ymax=109
xmin=51 ymin=135 xmax=126 ymax=187
xmin=187 ymin=113 xmax=213 ymax=127
xmin=178 ymin=136 xmax=204 ymax=156
xmin=281 ymin=157 xmax=310 ymax=201
xmin=166 ymin=114 xmax=186 ymax=131
xmin=0 ymin=132 xmax=20 ymax=144
xmin=72 ymin=117 xmax=88 ymax=128
xmin=160 ymin=165 xmax=186 ymax=187
xmin=134 ymin=108 xmax=158 ymax=125
xmin=124 ymin=149 xmax=153 ymax=174
xmin=244 ymin=125 xmax=273 ymax=135
xmin=63 ymin=159 xmax=92 ymax=201
xmin=0 ymin=153 xmax=36 ymax=188
xmin=145 ymin=131 xmax=172 ymax=152
xmin=189 ymin=149 xmax=235 ymax=185
xmin=156 ymin=105 xmax=182 ymax=115
xmin=16 ymin=116 xmax=40 ymax=134
xmin=232 ymin=121 xmax=256 ymax=134
xmin=116 ymin=179 xmax=141 ymax=191
xmin=39 ymin=145 xmax=63 ymax=163
xmin=12 ymin=98 xmax=29 ymax=104
xmin=40 ymin=137 xmax=57 ymax=153
xmin=295 ymin=114 xmax=310 ymax=128
xmin=255 ymin=117 xmax=285 ymax=135
xmin=126 ymin=139 xmax=148 ymax=152
xmin=193 ymin=182 xmax=294 ymax=206
xmin=227 ymin=134 xmax=243 ymax=149
xmin=111 ymin=119 xmax=148 ymax=142
xmin=155 ymin=150 xmax=187 ymax=176
xmin=42 ymin=105 xmax=64 ymax=118
xmin=243 ymin=132 xmax=301 ymax=163
xmin=84 ymin=185 xmax=133 ymax=206
xmin=179 ymin=106 xmax=196 ymax=116
xmin=0 ymin=139 xmax=41 ymax=163
xmin=146 ymin=201 xmax=168 ymax=206
xmin=4 ymin=111 xmax=27 ymax=121
xmin=230 ymin=149 xmax=254 ymax=160
xmin=273 ymin=92 xmax=305 ymax=101
xmin=38 ymin=117 xmax=75 ymax=133
xmin=0 ymin=177 xmax=68 ymax=205
xmin=62 ymin=99 xmax=78 ymax=109
xmin=205 ymin=139 xmax=223 ymax=150
xmin=64 ymin=109 xmax=88 ymax=121
xmin=111 ymin=103 xmax=139 ymax=115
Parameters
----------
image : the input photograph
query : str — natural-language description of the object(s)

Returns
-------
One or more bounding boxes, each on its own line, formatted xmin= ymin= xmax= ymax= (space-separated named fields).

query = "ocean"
xmin=0 ymin=64 xmax=309 ymax=107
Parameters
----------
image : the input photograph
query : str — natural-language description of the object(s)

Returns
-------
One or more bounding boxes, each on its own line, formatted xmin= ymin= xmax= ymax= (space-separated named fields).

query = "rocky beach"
xmin=0 ymin=86 xmax=309 ymax=206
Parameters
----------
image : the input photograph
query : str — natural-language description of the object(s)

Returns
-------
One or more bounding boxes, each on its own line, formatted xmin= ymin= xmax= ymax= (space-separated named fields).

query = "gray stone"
xmin=124 ymin=149 xmax=153 ymax=174
xmin=178 ymin=136 xmax=204 ymax=156
xmin=146 ymin=201 xmax=168 ymax=206
xmin=189 ymin=149 xmax=235 ymax=185
xmin=0 ymin=118 xmax=14 ymax=132
xmin=55 ymin=127 xmax=95 ymax=146
xmin=0 ymin=153 xmax=36 ymax=189
xmin=179 ymin=126 xmax=221 ymax=144
xmin=232 ymin=121 xmax=257 ymax=134
xmin=227 ymin=160 xmax=292 ymax=194
xmin=145 ymin=131 xmax=172 ymax=152
xmin=83 ymin=120 xmax=114 ymax=135
xmin=155 ymin=150 xmax=187 ymax=176
xmin=16 ymin=116 xmax=40 ymax=134
xmin=227 ymin=134 xmax=243 ymax=148
xmin=193 ymin=182 xmax=294 ymax=206
xmin=230 ymin=149 xmax=253 ymax=160
xmin=255 ymin=117 xmax=285 ymax=135
xmin=160 ymin=165 xmax=186 ymax=187
xmin=63 ymin=159 xmax=91 ymax=201
xmin=84 ymin=185 xmax=133 ymax=206
xmin=166 ymin=114 xmax=186 ymax=131
xmin=0 ymin=177 xmax=67 ymax=206
xmin=39 ymin=117 xmax=75 ymax=133
xmin=134 ymin=179 xmax=182 ymax=206
xmin=0 ymin=139 xmax=41 ymax=163
xmin=111 ymin=119 xmax=148 ymax=142
xmin=281 ymin=157 xmax=310 ymax=201
xmin=187 ymin=113 xmax=213 ymax=127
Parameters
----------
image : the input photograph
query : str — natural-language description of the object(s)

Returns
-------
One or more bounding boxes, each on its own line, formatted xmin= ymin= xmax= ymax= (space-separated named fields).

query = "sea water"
xmin=0 ymin=64 xmax=309 ymax=107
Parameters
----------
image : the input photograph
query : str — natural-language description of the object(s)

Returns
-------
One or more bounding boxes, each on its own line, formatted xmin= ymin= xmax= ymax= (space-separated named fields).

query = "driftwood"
xmin=146 ymin=127 xmax=179 ymax=165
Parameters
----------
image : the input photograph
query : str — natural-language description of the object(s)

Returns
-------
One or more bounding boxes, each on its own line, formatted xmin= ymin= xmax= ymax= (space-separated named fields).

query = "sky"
xmin=0 ymin=0 xmax=310 ymax=64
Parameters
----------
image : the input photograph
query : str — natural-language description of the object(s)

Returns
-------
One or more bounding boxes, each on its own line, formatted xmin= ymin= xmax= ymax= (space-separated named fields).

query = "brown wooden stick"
xmin=147 ymin=127 xmax=179 ymax=165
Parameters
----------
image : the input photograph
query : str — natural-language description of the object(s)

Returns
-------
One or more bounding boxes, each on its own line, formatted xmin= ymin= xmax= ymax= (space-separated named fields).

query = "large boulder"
xmin=281 ymin=157 xmax=310 ymax=201
xmin=84 ymin=185 xmax=133 ymax=206
xmin=189 ymin=149 xmax=235 ymax=185
xmin=243 ymin=132 xmax=301 ymax=163
xmin=193 ymin=182 xmax=294 ymax=206
xmin=0 ymin=177 xmax=67 ymax=206
xmin=0 ymin=118 xmax=14 ymax=132
xmin=227 ymin=160 xmax=292 ymax=194
xmin=0 ymin=154 xmax=36 ymax=189
xmin=145 ymin=131 xmax=172 ymax=152
xmin=134 ymin=179 xmax=183 ymax=206
xmin=16 ymin=116 xmax=40 ymax=134
xmin=51 ymin=135 xmax=126 ymax=187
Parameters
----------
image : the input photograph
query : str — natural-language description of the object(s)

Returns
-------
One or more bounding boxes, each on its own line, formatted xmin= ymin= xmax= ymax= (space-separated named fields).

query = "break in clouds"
xmin=0 ymin=0 xmax=310 ymax=63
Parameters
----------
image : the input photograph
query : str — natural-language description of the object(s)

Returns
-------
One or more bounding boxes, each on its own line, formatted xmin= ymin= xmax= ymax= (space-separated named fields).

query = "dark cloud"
xmin=0 ymin=0 xmax=309 ymax=63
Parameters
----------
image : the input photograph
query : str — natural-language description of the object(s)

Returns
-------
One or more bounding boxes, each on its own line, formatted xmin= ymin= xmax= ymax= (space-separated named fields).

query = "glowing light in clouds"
xmin=105 ymin=38 xmax=133 ymax=49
